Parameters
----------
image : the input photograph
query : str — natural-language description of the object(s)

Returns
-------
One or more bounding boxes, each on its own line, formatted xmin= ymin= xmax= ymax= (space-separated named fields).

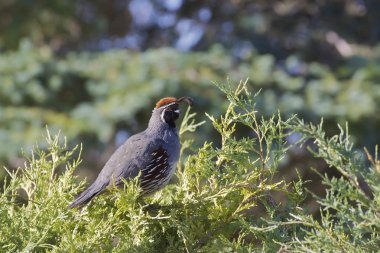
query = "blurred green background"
xmin=1 ymin=0 xmax=379 ymax=200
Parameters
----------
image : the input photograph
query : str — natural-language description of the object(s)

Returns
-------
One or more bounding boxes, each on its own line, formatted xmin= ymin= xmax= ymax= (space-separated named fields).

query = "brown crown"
xmin=155 ymin=97 xmax=177 ymax=108
xmin=155 ymin=96 xmax=194 ymax=109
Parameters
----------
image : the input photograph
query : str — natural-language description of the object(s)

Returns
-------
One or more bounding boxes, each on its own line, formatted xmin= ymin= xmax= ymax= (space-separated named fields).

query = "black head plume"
xmin=176 ymin=96 xmax=193 ymax=107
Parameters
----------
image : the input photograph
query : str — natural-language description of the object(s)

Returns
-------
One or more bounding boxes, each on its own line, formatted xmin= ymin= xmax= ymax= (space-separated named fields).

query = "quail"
xmin=69 ymin=96 xmax=193 ymax=208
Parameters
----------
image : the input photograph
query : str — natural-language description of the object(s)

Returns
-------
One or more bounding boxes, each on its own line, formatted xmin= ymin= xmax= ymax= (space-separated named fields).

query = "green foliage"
xmin=1 ymin=44 xmax=380 ymax=168
xmin=1 ymin=81 xmax=379 ymax=252
xmin=0 ymin=133 xmax=83 ymax=252
xmin=0 ymin=81 xmax=298 ymax=252
xmin=0 ymin=1 xmax=106 ymax=50
xmin=280 ymin=120 xmax=380 ymax=252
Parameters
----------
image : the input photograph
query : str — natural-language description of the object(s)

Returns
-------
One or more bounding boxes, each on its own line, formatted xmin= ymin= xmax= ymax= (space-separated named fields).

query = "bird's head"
xmin=153 ymin=96 xmax=193 ymax=128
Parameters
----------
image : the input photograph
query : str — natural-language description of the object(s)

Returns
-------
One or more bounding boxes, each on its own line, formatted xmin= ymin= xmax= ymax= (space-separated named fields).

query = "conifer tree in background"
xmin=0 ymin=81 xmax=378 ymax=252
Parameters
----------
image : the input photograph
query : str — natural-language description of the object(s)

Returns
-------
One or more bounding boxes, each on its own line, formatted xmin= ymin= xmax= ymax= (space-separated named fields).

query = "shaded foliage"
xmin=2 ymin=0 xmax=380 ymax=63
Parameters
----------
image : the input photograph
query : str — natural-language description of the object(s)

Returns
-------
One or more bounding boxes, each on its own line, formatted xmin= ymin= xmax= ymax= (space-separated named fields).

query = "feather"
xmin=68 ymin=181 xmax=107 ymax=208
xmin=155 ymin=97 xmax=177 ymax=108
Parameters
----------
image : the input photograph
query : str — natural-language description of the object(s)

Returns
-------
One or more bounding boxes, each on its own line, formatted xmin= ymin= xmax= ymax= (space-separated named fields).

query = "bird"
xmin=69 ymin=96 xmax=193 ymax=208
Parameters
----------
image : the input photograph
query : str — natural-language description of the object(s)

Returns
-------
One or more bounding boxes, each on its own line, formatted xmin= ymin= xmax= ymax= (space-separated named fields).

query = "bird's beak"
xmin=176 ymin=96 xmax=193 ymax=106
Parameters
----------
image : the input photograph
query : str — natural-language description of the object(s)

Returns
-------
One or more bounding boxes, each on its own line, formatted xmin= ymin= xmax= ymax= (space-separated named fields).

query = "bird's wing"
xmin=95 ymin=131 xmax=164 ymax=187
xmin=69 ymin=131 xmax=161 ymax=208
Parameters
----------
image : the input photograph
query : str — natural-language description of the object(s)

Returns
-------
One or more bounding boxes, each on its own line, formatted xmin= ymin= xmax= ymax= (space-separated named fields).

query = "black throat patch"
xmin=161 ymin=105 xmax=179 ymax=128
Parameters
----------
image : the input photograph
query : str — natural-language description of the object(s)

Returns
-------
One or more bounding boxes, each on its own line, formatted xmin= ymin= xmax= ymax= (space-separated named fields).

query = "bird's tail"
xmin=68 ymin=181 xmax=106 ymax=209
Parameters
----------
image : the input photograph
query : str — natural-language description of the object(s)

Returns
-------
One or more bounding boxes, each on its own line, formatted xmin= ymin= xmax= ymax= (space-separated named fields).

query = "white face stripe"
xmin=159 ymin=102 xmax=176 ymax=109
xmin=159 ymin=102 xmax=176 ymax=123
xmin=160 ymin=110 xmax=166 ymax=123
xmin=159 ymin=104 xmax=180 ymax=123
